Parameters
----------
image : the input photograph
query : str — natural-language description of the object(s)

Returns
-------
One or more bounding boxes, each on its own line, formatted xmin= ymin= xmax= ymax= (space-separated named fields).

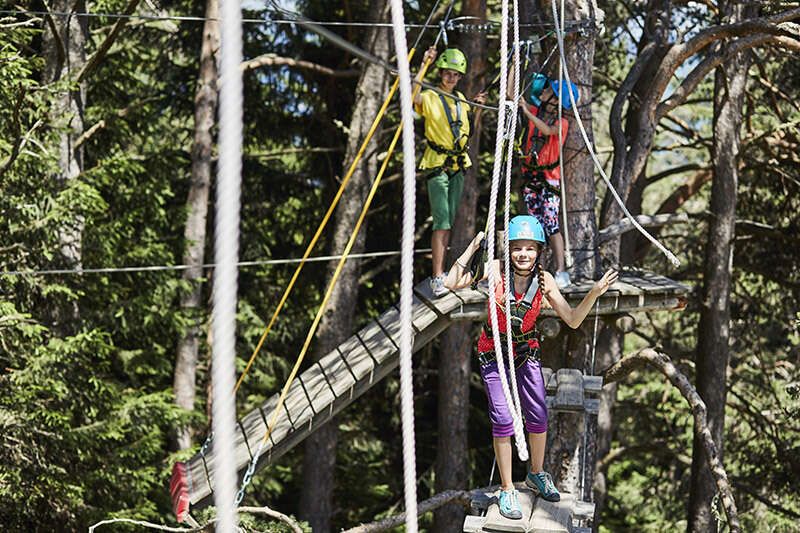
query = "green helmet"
xmin=436 ymin=48 xmax=467 ymax=74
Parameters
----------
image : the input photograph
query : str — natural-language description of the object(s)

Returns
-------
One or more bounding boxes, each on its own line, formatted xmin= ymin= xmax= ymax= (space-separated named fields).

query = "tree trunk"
xmin=173 ymin=0 xmax=220 ymax=451
xmin=298 ymin=6 xmax=391 ymax=531
xmin=540 ymin=0 xmax=601 ymax=498
xmin=687 ymin=3 xmax=752 ymax=530
xmin=432 ymin=2 xmax=487 ymax=531
xmin=42 ymin=0 xmax=88 ymax=328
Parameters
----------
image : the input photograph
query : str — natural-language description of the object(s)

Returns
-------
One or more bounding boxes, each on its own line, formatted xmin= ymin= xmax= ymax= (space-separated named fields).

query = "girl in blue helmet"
xmin=511 ymin=71 xmax=580 ymax=289
xmin=444 ymin=215 xmax=617 ymax=520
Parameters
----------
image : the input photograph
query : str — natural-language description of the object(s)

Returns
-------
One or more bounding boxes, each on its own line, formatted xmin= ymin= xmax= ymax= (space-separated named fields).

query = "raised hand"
xmin=474 ymin=91 xmax=488 ymax=105
xmin=592 ymin=269 xmax=619 ymax=297
xmin=423 ymin=46 xmax=437 ymax=65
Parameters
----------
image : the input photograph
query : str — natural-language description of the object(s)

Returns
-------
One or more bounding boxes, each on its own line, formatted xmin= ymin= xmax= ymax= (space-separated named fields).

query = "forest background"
xmin=0 ymin=0 xmax=798 ymax=532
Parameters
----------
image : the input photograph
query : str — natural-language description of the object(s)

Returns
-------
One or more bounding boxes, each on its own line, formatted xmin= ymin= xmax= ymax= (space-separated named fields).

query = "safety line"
xmin=550 ymin=0 xmax=680 ymax=267
xmin=233 ymin=53 xmax=434 ymax=508
xmin=0 ymin=248 xmax=434 ymax=277
xmin=485 ymin=0 xmax=529 ymax=464
xmin=502 ymin=0 xmax=526 ymax=432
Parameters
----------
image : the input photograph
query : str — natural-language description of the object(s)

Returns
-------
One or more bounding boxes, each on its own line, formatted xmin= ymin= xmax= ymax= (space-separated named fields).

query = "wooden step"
xmin=464 ymin=487 xmax=594 ymax=532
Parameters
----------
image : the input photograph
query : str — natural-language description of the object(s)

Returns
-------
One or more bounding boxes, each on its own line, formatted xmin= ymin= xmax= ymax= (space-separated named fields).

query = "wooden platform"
xmin=449 ymin=269 xmax=688 ymax=321
xmin=464 ymin=486 xmax=595 ymax=532
xmin=176 ymin=270 xmax=686 ymax=510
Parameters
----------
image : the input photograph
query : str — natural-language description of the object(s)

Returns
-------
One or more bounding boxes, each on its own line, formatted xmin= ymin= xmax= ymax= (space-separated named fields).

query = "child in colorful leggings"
xmin=445 ymin=215 xmax=618 ymax=519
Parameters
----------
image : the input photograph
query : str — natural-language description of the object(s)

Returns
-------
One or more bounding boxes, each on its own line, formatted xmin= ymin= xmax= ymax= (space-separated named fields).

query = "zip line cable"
xmin=0 ymin=8 xmax=593 ymax=30
xmin=0 ymin=248 xmax=434 ymax=277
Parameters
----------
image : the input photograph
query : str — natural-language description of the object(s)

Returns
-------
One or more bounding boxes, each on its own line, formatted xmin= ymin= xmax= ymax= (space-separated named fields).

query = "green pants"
xmin=426 ymin=169 xmax=465 ymax=231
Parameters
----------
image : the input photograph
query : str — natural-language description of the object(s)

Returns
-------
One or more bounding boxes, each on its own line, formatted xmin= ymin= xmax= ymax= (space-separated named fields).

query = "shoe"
xmin=497 ymin=488 xmax=523 ymax=520
xmin=555 ymin=270 xmax=571 ymax=289
xmin=525 ymin=471 xmax=561 ymax=502
xmin=430 ymin=274 xmax=448 ymax=297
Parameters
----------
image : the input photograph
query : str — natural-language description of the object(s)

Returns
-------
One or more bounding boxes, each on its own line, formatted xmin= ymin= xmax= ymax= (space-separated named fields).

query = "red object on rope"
xmin=170 ymin=462 xmax=191 ymax=522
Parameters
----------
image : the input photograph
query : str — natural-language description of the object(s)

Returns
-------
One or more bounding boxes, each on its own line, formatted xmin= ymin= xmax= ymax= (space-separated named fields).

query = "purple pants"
xmin=480 ymin=357 xmax=548 ymax=437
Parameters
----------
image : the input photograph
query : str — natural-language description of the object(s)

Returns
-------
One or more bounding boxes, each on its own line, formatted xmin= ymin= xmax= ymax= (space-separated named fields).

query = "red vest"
xmin=477 ymin=276 xmax=542 ymax=354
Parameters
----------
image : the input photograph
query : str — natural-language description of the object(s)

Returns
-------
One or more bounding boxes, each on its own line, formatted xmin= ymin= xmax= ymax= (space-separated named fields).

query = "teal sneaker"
xmin=525 ymin=471 xmax=561 ymax=502
xmin=497 ymin=488 xmax=523 ymax=520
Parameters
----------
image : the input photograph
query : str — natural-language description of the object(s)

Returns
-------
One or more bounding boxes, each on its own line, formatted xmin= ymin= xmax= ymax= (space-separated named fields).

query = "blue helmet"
xmin=508 ymin=215 xmax=546 ymax=244
xmin=549 ymin=79 xmax=580 ymax=110
xmin=526 ymin=73 xmax=548 ymax=107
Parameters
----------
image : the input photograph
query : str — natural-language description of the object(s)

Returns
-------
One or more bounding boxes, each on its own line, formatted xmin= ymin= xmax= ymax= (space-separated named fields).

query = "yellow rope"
xmin=259 ymin=60 xmax=431 ymax=446
xmin=233 ymin=49 xmax=418 ymax=394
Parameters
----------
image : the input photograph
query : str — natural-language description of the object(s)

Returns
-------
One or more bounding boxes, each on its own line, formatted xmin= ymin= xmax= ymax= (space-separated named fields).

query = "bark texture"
xmin=688 ymin=2 xmax=752 ymax=530
xmin=298 ymin=6 xmax=391 ymax=531
xmin=42 ymin=0 xmax=88 ymax=328
xmin=432 ymin=2 xmax=487 ymax=531
xmin=173 ymin=0 xmax=220 ymax=451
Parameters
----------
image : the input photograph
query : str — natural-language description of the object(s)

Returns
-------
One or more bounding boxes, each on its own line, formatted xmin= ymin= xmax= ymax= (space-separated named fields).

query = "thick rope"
xmin=388 ymin=1 xmax=419 ymax=530
xmin=502 ymin=0 xmax=524 ymax=422
xmin=211 ymin=0 xmax=243 ymax=529
xmin=550 ymin=0 xmax=680 ymax=267
xmin=486 ymin=0 xmax=528 ymax=463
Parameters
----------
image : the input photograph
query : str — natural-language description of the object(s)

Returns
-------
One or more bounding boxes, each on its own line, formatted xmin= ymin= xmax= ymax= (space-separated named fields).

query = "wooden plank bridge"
xmin=171 ymin=270 xmax=688 ymax=514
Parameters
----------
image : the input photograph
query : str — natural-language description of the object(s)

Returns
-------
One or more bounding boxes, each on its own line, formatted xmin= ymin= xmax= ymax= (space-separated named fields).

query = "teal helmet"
xmin=526 ymin=73 xmax=548 ymax=106
xmin=436 ymin=48 xmax=467 ymax=74
xmin=549 ymin=79 xmax=580 ymax=110
xmin=508 ymin=215 xmax=546 ymax=244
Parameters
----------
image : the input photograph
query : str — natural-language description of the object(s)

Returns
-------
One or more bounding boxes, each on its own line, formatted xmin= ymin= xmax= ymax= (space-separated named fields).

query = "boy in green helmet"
xmin=413 ymin=46 xmax=487 ymax=297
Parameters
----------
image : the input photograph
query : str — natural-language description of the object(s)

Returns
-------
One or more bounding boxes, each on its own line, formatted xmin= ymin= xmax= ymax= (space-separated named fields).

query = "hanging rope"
xmin=501 ymin=0 xmax=525 ymax=426
xmin=549 ymin=0 xmax=680 ymax=267
xmin=211 ymin=0 xmax=244 ymax=529
xmin=485 ymin=0 xmax=528 ymax=463
xmin=389 ymin=0 xmax=419 ymax=529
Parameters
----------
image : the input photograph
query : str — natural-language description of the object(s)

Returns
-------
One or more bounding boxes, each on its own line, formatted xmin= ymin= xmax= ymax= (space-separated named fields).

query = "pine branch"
xmin=241 ymin=53 xmax=360 ymax=77
xmin=602 ymin=348 xmax=741 ymax=533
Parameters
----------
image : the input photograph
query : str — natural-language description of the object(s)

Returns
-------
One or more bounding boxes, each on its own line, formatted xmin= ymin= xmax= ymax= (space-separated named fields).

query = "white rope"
xmin=557 ymin=0 xmax=573 ymax=269
xmin=388 ymin=0 xmax=419 ymax=530
xmin=550 ymin=0 xmax=680 ymax=267
xmin=211 ymin=0 xmax=243 ymax=529
xmin=486 ymin=0 xmax=528 ymax=463
xmin=502 ymin=0 xmax=524 ymax=424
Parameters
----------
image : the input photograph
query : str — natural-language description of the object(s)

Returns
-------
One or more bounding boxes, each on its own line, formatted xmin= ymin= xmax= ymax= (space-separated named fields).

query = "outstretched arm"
xmin=542 ymin=269 xmax=619 ymax=328
xmin=444 ymin=231 xmax=486 ymax=290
